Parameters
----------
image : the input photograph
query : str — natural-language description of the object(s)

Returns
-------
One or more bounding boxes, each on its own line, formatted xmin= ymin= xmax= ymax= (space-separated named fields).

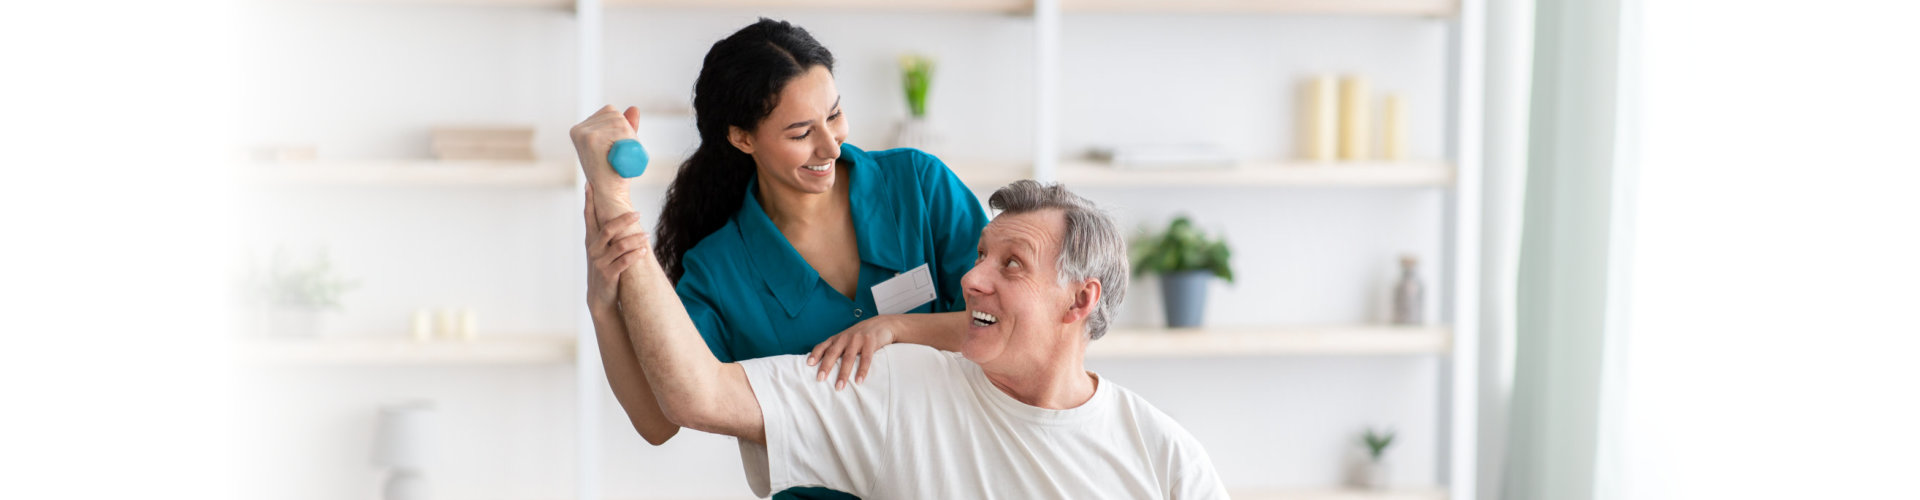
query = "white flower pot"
xmin=267 ymin=306 xmax=324 ymax=337
xmin=892 ymin=117 xmax=942 ymax=151
xmin=1351 ymin=458 xmax=1391 ymax=490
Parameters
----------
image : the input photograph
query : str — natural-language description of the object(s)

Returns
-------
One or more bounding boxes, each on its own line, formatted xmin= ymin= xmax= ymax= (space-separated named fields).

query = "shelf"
xmin=1232 ymin=486 xmax=1448 ymax=500
xmin=1055 ymin=160 xmax=1453 ymax=188
xmin=241 ymin=161 xmax=578 ymax=188
xmin=608 ymin=0 xmax=1034 ymax=14
xmin=632 ymin=156 xmax=1032 ymax=191
xmin=1062 ymin=0 xmax=1456 ymax=16
xmin=324 ymin=0 xmax=1455 ymax=16
xmin=1088 ymin=325 xmax=1450 ymax=358
xmin=301 ymin=0 xmax=580 ymax=9
xmin=238 ymin=335 xmax=577 ymax=365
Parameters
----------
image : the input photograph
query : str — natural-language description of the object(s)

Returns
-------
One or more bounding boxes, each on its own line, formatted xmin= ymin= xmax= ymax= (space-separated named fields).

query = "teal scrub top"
xmin=671 ymin=143 xmax=989 ymax=500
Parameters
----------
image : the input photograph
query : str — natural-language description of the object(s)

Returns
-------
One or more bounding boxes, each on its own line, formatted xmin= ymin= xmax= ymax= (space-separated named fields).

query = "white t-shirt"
xmin=735 ymin=344 xmax=1228 ymax=499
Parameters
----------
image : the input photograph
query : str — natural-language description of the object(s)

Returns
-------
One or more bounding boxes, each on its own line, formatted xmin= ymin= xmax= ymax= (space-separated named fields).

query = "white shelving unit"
xmin=609 ymin=0 xmax=1033 ymax=12
xmin=238 ymin=335 xmax=577 ymax=365
xmin=241 ymin=160 xmax=578 ymax=188
xmin=577 ymin=1 xmax=1482 ymax=499
xmin=630 ymin=156 xmax=1032 ymax=190
xmin=579 ymin=2 xmax=1482 ymax=498
xmin=1091 ymin=325 xmax=1451 ymax=358
xmin=247 ymin=0 xmax=1484 ymax=498
xmin=1055 ymin=161 xmax=1456 ymax=188
xmin=1060 ymin=0 xmax=1457 ymax=16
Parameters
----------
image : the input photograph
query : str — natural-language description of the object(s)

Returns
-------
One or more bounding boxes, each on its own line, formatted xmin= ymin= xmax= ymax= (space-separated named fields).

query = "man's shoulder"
xmin=738 ymin=344 xmax=962 ymax=392
xmin=1098 ymin=379 xmax=1227 ymax=496
xmin=871 ymin=344 xmax=967 ymax=374
xmin=1101 ymin=379 xmax=1210 ymax=451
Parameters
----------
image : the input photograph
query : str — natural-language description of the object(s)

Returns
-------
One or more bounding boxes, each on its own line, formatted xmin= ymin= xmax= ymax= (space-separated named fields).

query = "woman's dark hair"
xmin=654 ymin=18 xmax=835 ymax=283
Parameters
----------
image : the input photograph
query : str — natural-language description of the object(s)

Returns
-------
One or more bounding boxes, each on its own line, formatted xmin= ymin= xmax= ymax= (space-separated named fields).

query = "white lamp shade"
xmin=371 ymin=401 xmax=434 ymax=469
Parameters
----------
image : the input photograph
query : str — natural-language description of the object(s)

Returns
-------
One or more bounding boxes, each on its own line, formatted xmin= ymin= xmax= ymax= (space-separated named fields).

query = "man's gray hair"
xmin=987 ymin=180 xmax=1129 ymax=341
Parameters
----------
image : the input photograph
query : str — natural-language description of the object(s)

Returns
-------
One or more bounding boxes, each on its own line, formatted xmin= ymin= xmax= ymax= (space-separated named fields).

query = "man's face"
xmin=959 ymin=209 xmax=1076 ymax=366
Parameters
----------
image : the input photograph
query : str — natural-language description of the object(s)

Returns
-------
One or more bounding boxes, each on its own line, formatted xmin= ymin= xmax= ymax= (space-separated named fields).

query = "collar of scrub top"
xmin=735 ymin=142 xmax=918 ymax=318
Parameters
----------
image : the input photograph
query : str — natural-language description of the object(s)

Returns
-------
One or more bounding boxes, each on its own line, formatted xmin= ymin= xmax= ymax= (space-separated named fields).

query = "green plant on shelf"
xmin=899 ymin=53 xmax=934 ymax=118
xmin=261 ymin=247 xmax=358 ymax=311
xmin=1363 ymin=427 xmax=1396 ymax=462
xmin=1130 ymin=215 xmax=1234 ymax=282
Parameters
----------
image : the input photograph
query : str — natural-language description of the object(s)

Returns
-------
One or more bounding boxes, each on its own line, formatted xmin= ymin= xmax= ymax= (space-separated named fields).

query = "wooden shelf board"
xmin=301 ymin=0 xmax=577 ymax=9
xmin=1055 ymin=160 xmax=1453 ymax=187
xmin=609 ymin=0 xmax=1035 ymax=14
xmin=1063 ymin=0 xmax=1456 ymax=16
xmin=633 ymin=156 xmax=1031 ymax=191
xmin=238 ymin=335 xmax=578 ymax=365
xmin=1089 ymin=325 xmax=1450 ymax=358
xmin=242 ymin=160 xmax=579 ymax=188
xmin=317 ymin=0 xmax=1455 ymax=16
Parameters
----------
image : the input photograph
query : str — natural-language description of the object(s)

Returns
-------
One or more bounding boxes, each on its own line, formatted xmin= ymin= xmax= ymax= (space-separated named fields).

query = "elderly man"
xmin=592 ymin=176 xmax=1227 ymax=499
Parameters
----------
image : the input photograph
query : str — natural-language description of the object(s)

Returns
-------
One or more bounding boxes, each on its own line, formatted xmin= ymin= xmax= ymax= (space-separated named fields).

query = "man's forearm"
xmin=589 ymin=303 xmax=679 ymax=445
xmin=595 ymin=201 xmax=763 ymax=441
xmin=610 ymin=237 xmax=725 ymax=422
xmin=891 ymin=311 xmax=970 ymax=352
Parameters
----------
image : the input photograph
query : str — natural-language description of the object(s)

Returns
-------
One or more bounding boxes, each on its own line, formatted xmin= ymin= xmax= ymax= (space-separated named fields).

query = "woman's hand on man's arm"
xmin=808 ymin=311 xmax=969 ymax=389
xmin=586 ymin=184 xmax=649 ymax=312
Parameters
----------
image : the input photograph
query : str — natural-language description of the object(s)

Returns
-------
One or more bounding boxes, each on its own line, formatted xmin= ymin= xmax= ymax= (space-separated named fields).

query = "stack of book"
xmin=432 ymin=127 xmax=536 ymax=161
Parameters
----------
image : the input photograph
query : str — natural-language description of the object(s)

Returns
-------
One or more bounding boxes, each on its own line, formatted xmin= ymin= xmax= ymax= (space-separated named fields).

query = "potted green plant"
xmin=259 ymin=247 xmax=358 ymax=337
xmin=1131 ymin=215 xmax=1233 ymax=328
xmin=1353 ymin=427 xmax=1396 ymax=490
xmin=892 ymin=53 xmax=941 ymax=150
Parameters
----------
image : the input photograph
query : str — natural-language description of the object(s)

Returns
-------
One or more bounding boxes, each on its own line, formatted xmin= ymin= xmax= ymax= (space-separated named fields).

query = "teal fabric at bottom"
xmin=774 ymin=486 xmax=858 ymax=500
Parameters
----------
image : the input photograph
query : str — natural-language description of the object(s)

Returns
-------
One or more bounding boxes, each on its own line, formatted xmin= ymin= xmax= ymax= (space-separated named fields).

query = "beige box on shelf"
xmin=432 ymin=127 xmax=536 ymax=161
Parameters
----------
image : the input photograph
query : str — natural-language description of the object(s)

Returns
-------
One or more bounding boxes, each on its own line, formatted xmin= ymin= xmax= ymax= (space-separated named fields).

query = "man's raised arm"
xmin=573 ymin=105 xmax=766 ymax=444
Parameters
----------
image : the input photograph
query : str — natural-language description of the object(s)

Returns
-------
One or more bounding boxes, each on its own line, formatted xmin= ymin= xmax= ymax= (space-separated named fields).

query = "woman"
xmin=573 ymin=18 xmax=986 ymax=500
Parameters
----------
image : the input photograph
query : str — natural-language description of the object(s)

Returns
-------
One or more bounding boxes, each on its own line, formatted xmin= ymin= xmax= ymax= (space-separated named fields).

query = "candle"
xmin=1338 ymin=75 xmax=1371 ymax=161
xmin=457 ymin=308 xmax=477 ymax=341
xmin=1381 ymin=93 xmax=1407 ymax=161
xmin=1301 ymin=75 xmax=1338 ymax=162
xmin=410 ymin=309 xmax=432 ymax=342
xmin=436 ymin=308 xmax=456 ymax=340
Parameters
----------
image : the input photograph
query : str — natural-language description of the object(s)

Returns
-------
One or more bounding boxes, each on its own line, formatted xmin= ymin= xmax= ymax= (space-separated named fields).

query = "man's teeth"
xmin=971 ymin=311 xmax=998 ymax=326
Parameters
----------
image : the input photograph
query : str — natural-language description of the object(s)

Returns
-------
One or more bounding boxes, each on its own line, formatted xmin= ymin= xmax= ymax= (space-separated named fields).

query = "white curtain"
xmin=1483 ymin=1 xmax=1920 ymax=499
xmin=1479 ymin=0 xmax=1638 ymax=499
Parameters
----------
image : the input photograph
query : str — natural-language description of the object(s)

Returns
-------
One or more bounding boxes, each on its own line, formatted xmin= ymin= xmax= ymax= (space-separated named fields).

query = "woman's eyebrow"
xmin=784 ymin=96 xmax=842 ymax=130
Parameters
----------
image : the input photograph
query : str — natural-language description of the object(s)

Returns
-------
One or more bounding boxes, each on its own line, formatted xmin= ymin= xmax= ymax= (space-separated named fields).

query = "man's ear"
xmin=1061 ymin=279 xmax=1102 ymax=325
xmin=727 ymin=125 xmax=755 ymax=155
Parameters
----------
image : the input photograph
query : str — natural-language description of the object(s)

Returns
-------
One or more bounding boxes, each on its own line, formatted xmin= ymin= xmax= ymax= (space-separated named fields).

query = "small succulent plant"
xmin=1363 ymin=427 xmax=1396 ymax=462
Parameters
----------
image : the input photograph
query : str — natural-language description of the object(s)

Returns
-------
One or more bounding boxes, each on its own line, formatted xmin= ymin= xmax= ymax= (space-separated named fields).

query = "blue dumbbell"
xmin=608 ymin=138 xmax=649 ymax=178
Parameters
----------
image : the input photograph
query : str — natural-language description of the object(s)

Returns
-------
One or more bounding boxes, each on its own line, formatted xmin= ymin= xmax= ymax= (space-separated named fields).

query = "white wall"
xmin=238 ymin=5 xmax=1450 ymax=499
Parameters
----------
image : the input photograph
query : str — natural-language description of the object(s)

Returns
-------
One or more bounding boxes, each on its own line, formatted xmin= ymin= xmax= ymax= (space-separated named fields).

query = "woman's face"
xmin=729 ymin=65 xmax=849 ymax=197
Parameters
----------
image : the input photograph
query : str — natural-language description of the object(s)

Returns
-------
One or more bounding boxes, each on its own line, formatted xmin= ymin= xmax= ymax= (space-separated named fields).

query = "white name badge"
xmin=872 ymin=263 xmax=938 ymax=315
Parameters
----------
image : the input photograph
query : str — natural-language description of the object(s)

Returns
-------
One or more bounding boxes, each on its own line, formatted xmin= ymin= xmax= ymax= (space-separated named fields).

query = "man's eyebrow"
xmin=988 ymin=234 xmax=1039 ymax=258
xmin=1014 ymin=238 xmax=1039 ymax=258
xmin=784 ymin=96 xmax=842 ymax=130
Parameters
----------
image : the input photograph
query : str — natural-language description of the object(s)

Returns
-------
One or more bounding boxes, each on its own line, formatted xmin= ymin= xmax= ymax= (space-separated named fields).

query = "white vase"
xmin=266 ymin=305 xmax=324 ymax=337
xmin=1352 ymin=458 xmax=1391 ymax=490
xmin=891 ymin=116 xmax=941 ymax=151
xmin=382 ymin=469 xmax=427 ymax=500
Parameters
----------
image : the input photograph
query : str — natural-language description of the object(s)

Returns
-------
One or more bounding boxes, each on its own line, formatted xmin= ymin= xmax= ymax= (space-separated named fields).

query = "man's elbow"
xmin=658 ymin=398 xmax=708 ymax=432
xmin=659 ymin=397 xmax=733 ymax=436
xmin=632 ymin=419 xmax=678 ymax=446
